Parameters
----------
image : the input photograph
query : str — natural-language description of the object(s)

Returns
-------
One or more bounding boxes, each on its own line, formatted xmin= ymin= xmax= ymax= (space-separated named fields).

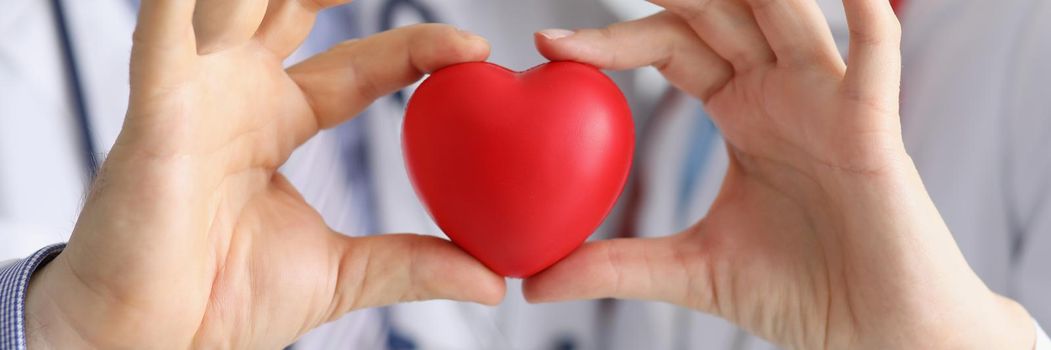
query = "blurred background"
xmin=1 ymin=0 xmax=1048 ymax=349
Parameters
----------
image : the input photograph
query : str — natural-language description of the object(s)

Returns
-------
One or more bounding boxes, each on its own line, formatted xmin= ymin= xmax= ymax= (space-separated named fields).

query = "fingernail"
xmin=538 ymin=29 xmax=575 ymax=40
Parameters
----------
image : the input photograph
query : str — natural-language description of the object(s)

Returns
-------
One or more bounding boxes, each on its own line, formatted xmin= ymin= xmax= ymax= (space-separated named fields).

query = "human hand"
xmin=25 ymin=1 xmax=503 ymax=348
xmin=525 ymin=0 xmax=1034 ymax=348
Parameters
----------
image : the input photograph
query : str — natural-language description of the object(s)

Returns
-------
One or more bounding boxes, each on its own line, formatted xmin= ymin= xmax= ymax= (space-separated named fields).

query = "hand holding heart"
xmin=25 ymin=2 xmax=503 ymax=349
xmin=524 ymin=1 xmax=1035 ymax=349
xmin=22 ymin=0 xmax=1035 ymax=349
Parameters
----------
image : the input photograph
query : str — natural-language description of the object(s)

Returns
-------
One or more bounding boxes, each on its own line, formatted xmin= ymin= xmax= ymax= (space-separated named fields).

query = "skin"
xmin=524 ymin=1 xmax=1035 ymax=349
xmin=21 ymin=0 xmax=1036 ymax=349
xmin=25 ymin=1 xmax=503 ymax=349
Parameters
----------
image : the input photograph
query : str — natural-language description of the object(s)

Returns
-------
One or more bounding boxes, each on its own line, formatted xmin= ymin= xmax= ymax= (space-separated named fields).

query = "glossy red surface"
xmin=403 ymin=61 xmax=635 ymax=277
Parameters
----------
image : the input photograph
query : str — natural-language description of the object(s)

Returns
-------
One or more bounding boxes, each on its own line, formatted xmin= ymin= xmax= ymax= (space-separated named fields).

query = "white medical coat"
xmin=1 ymin=0 xmax=1048 ymax=349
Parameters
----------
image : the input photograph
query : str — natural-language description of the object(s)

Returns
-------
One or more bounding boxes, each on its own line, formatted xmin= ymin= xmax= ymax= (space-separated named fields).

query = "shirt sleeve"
xmin=0 ymin=244 xmax=65 ymax=350
xmin=1037 ymin=319 xmax=1051 ymax=350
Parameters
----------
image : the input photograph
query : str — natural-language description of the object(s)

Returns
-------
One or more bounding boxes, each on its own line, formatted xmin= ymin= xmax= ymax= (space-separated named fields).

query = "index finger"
xmin=287 ymin=24 xmax=491 ymax=132
xmin=741 ymin=0 xmax=843 ymax=67
xmin=132 ymin=0 xmax=198 ymax=87
xmin=841 ymin=0 xmax=902 ymax=103
xmin=535 ymin=12 xmax=732 ymax=101
xmin=254 ymin=0 xmax=355 ymax=58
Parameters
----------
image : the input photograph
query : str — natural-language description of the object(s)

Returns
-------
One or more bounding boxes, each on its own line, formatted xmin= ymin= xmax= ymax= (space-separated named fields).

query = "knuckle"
xmin=745 ymin=0 xmax=777 ymax=12
xmin=849 ymin=19 xmax=902 ymax=47
xmin=681 ymin=0 xmax=718 ymax=22
xmin=346 ymin=55 xmax=384 ymax=103
xmin=602 ymin=241 xmax=629 ymax=296
xmin=886 ymin=20 xmax=903 ymax=43
xmin=408 ymin=22 xmax=459 ymax=38
xmin=848 ymin=26 xmax=885 ymax=47
xmin=598 ymin=25 xmax=617 ymax=39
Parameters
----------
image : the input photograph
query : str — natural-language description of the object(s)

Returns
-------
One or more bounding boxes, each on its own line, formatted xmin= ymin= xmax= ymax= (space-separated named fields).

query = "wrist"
xmin=25 ymin=256 xmax=97 ymax=349
xmin=987 ymin=295 xmax=1036 ymax=350
xmin=808 ymin=151 xmax=1035 ymax=349
xmin=844 ymin=291 xmax=1033 ymax=350
xmin=921 ymin=293 xmax=1034 ymax=350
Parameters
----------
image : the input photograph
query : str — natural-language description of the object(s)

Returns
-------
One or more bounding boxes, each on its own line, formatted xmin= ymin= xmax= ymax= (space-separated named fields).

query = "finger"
xmin=742 ymin=0 xmax=843 ymax=67
xmin=651 ymin=0 xmax=775 ymax=72
xmin=135 ymin=0 xmax=196 ymax=47
xmin=523 ymin=235 xmax=714 ymax=312
xmin=132 ymin=0 xmax=197 ymax=83
xmin=193 ymin=0 xmax=270 ymax=54
xmin=841 ymin=0 xmax=902 ymax=103
xmin=287 ymin=23 xmax=490 ymax=132
xmin=535 ymin=12 xmax=732 ymax=100
xmin=331 ymin=234 xmax=506 ymax=315
xmin=254 ymin=0 xmax=349 ymax=58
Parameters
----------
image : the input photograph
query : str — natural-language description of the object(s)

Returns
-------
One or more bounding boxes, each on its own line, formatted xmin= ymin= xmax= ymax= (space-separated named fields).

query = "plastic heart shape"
xmin=403 ymin=61 xmax=634 ymax=277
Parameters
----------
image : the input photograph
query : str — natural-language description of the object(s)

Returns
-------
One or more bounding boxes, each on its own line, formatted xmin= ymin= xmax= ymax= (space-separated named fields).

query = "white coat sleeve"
xmin=1036 ymin=320 xmax=1050 ymax=350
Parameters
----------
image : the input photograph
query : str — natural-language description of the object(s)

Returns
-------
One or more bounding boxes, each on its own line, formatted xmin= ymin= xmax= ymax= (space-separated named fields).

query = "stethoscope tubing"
xmin=50 ymin=0 xmax=99 ymax=181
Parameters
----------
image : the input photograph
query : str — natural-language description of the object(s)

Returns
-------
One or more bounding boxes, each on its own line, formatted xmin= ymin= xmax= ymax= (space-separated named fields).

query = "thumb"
xmin=330 ymin=234 xmax=506 ymax=316
xmin=523 ymin=234 xmax=712 ymax=310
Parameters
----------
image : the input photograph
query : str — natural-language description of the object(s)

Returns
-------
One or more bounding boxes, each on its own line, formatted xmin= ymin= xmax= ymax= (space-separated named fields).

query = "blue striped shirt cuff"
xmin=0 ymin=244 xmax=66 ymax=350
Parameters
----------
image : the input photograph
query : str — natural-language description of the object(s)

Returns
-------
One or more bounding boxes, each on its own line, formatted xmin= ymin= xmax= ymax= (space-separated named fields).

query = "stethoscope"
xmin=47 ymin=0 xmax=432 ymax=182
xmin=50 ymin=0 xmax=101 ymax=182
xmin=599 ymin=88 xmax=728 ymax=350
xmin=45 ymin=0 xmax=724 ymax=348
xmin=374 ymin=3 xmax=528 ymax=348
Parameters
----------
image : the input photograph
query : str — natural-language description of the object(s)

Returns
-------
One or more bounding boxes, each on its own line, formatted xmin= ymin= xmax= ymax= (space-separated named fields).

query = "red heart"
xmin=403 ymin=61 xmax=635 ymax=278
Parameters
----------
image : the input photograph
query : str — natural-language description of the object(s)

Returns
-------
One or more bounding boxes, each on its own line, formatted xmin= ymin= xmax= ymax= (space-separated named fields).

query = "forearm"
xmin=818 ymin=154 xmax=1035 ymax=349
